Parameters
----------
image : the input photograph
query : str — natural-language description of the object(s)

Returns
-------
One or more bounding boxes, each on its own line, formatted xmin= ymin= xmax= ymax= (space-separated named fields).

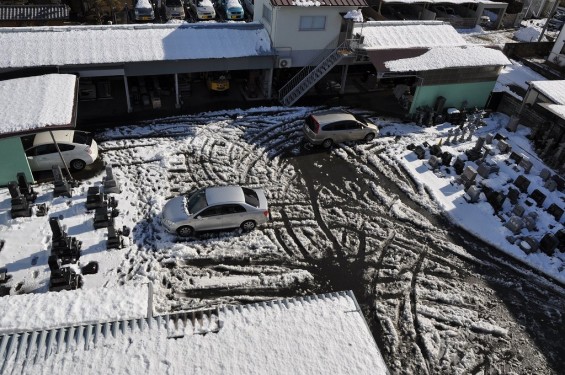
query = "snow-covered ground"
xmin=1 ymin=34 xmax=565 ymax=372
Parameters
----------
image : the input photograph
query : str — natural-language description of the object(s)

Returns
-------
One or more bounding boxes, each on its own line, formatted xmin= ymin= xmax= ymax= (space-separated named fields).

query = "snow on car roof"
xmin=0 ymin=23 xmax=273 ymax=69
xmin=135 ymin=0 xmax=153 ymax=8
xmin=206 ymin=186 xmax=246 ymax=205
xmin=0 ymin=74 xmax=76 ymax=137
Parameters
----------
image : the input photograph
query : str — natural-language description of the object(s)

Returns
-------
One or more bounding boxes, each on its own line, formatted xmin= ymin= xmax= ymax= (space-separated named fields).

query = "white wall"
xmin=253 ymin=0 xmax=358 ymax=66
xmin=548 ymin=27 xmax=565 ymax=67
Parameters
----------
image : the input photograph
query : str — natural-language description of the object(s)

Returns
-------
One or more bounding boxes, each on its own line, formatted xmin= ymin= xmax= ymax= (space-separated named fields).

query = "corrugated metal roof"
xmin=0 ymin=5 xmax=70 ymax=21
xmin=270 ymin=0 xmax=367 ymax=7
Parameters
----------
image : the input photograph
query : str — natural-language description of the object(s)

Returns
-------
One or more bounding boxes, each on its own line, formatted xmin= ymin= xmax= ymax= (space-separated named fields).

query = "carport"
xmin=0 ymin=23 xmax=275 ymax=115
xmin=0 ymin=74 xmax=78 ymax=186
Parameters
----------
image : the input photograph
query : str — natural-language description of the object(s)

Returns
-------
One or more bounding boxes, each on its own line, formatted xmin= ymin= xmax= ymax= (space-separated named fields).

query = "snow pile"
xmin=344 ymin=9 xmax=363 ymax=22
xmin=291 ymin=0 xmax=322 ymax=6
xmin=514 ymin=26 xmax=541 ymax=42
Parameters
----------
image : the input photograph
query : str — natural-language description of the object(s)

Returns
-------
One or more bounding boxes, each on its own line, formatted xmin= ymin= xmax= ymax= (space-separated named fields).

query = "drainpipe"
xmin=123 ymin=75 xmax=132 ymax=113
xmin=340 ymin=64 xmax=349 ymax=95
xmin=266 ymin=68 xmax=273 ymax=99
xmin=174 ymin=73 xmax=180 ymax=108
xmin=49 ymin=130 xmax=73 ymax=181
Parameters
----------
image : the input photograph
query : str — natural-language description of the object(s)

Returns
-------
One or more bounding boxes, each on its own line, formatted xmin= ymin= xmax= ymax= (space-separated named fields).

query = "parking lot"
xmin=90 ymin=107 xmax=565 ymax=374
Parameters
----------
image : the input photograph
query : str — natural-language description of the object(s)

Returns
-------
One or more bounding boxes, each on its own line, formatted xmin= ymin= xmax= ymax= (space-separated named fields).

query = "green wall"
xmin=409 ymin=81 xmax=497 ymax=114
xmin=0 ymin=137 xmax=34 ymax=187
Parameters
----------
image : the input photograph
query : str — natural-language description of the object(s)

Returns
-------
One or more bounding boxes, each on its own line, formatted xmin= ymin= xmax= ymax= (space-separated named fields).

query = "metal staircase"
xmin=278 ymin=39 xmax=358 ymax=107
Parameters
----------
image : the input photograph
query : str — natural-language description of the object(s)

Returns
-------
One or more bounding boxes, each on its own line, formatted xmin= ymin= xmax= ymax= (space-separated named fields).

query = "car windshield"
xmin=72 ymin=131 xmax=93 ymax=146
xmin=242 ymin=187 xmax=259 ymax=207
xmin=186 ymin=189 xmax=208 ymax=213
xmin=352 ymin=113 xmax=369 ymax=126
xmin=167 ymin=0 xmax=182 ymax=6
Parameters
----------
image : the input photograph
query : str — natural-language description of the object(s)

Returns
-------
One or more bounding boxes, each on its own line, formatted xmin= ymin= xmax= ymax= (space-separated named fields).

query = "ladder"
xmin=278 ymin=39 xmax=358 ymax=107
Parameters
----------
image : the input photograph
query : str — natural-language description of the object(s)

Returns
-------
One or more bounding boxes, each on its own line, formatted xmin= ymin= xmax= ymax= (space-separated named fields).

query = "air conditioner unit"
xmin=277 ymin=57 xmax=292 ymax=68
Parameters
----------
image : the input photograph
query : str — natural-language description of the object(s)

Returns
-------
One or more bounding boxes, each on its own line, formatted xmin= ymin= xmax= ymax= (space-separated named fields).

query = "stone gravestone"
xmin=465 ymin=185 xmax=481 ymax=203
xmin=505 ymin=216 xmax=524 ymax=234
xmin=477 ymin=163 xmax=491 ymax=179
xmin=428 ymin=155 xmax=440 ymax=170
xmin=414 ymin=145 xmax=426 ymax=160
xmin=485 ymin=133 xmax=494 ymax=144
xmin=497 ymin=140 xmax=511 ymax=154
xmin=539 ymin=168 xmax=551 ymax=181
xmin=518 ymin=156 xmax=533 ymax=174
xmin=512 ymin=204 xmax=525 ymax=217
xmin=52 ymin=166 xmax=72 ymax=198
xmin=49 ymin=217 xmax=82 ymax=264
xmin=547 ymin=203 xmax=564 ymax=221
xmin=539 ymin=233 xmax=559 ymax=256
xmin=507 ymin=187 xmax=520 ymax=205
xmin=508 ymin=151 xmax=523 ymax=165
xmin=441 ymin=152 xmax=453 ymax=166
xmin=453 ymin=157 xmax=465 ymax=175
xmin=8 ymin=181 xmax=32 ymax=218
xmin=523 ymin=213 xmax=537 ymax=231
xmin=513 ymin=175 xmax=531 ymax=194
xmin=86 ymin=186 xmax=105 ymax=210
xmin=544 ymin=179 xmax=558 ymax=192
xmin=17 ymin=173 xmax=37 ymax=202
xmin=529 ymin=189 xmax=546 ymax=207
xmin=103 ymin=165 xmax=121 ymax=194
xmin=461 ymin=166 xmax=477 ymax=189
xmin=486 ymin=191 xmax=506 ymax=212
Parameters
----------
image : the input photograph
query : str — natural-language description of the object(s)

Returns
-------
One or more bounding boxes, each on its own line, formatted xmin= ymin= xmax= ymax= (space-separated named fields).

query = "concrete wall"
xmin=0 ymin=137 xmax=34 ymax=186
xmin=410 ymin=81 xmax=496 ymax=114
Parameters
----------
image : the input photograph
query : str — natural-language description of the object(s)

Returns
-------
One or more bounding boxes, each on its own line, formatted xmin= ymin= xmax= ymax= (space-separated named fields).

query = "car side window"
xmin=333 ymin=122 xmax=349 ymax=131
xmin=222 ymin=204 xmax=247 ymax=214
xmin=322 ymin=123 xmax=336 ymax=131
xmin=198 ymin=206 xmax=222 ymax=218
xmin=58 ymin=144 xmax=75 ymax=152
xmin=34 ymin=144 xmax=58 ymax=156
xmin=347 ymin=121 xmax=363 ymax=130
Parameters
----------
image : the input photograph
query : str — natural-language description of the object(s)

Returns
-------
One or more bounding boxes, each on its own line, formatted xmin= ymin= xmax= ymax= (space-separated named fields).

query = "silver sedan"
xmin=161 ymin=185 xmax=270 ymax=237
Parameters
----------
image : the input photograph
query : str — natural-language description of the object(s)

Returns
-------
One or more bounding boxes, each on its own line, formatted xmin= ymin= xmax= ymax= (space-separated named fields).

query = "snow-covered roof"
xmin=538 ymin=103 xmax=565 ymax=119
xmin=529 ymin=80 xmax=565 ymax=105
xmin=0 ymin=23 xmax=273 ymax=69
xmin=1 ymin=291 xmax=389 ymax=374
xmin=355 ymin=21 xmax=466 ymax=50
xmin=0 ymin=284 xmax=148 ymax=333
xmin=0 ymin=74 xmax=76 ymax=136
xmin=385 ymin=46 xmax=511 ymax=72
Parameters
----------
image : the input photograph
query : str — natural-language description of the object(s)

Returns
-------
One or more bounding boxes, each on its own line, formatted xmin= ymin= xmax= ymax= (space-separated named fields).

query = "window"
xmin=32 ymin=144 xmax=58 ymax=156
xmin=198 ymin=206 xmax=223 ymax=218
xmin=299 ymin=16 xmax=326 ymax=31
xmin=58 ymin=144 xmax=75 ymax=152
xmin=242 ymin=187 xmax=260 ymax=207
xmin=221 ymin=204 xmax=247 ymax=214
xmin=186 ymin=189 xmax=208 ymax=214
xmin=263 ymin=4 xmax=272 ymax=24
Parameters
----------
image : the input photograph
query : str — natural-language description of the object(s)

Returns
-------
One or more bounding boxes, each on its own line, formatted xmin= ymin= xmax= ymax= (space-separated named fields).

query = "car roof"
xmin=311 ymin=110 xmax=356 ymax=125
xmin=32 ymin=130 xmax=76 ymax=146
xmin=205 ymin=186 xmax=245 ymax=205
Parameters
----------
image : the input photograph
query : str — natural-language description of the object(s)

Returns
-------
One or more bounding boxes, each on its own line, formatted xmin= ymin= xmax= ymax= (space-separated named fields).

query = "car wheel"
xmin=241 ymin=220 xmax=256 ymax=232
xmin=70 ymin=159 xmax=86 ymax=171
xmin=364 ymin=133 xmax=376 ymax=142
xmin=322 ymin=138 xmax=333 ymax=149
xmin=176 ymin=226 xmax=194 ymax=237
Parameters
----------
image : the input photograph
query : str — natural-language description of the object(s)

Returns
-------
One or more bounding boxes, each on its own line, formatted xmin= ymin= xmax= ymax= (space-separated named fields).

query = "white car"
xmin=24 ymin=130 xmax=99 ymax=172
xmin=161 ymin=185 xmax=270 ymax=237
xmin=188 ymin=0 xmax=216 ymax=20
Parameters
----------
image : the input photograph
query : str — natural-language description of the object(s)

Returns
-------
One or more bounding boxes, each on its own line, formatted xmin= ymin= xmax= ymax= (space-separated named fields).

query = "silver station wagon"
xmin=303 ymin=109 xmax=379 ymax=148
xmin=161 ymin=185 xmax=270 ymax=237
